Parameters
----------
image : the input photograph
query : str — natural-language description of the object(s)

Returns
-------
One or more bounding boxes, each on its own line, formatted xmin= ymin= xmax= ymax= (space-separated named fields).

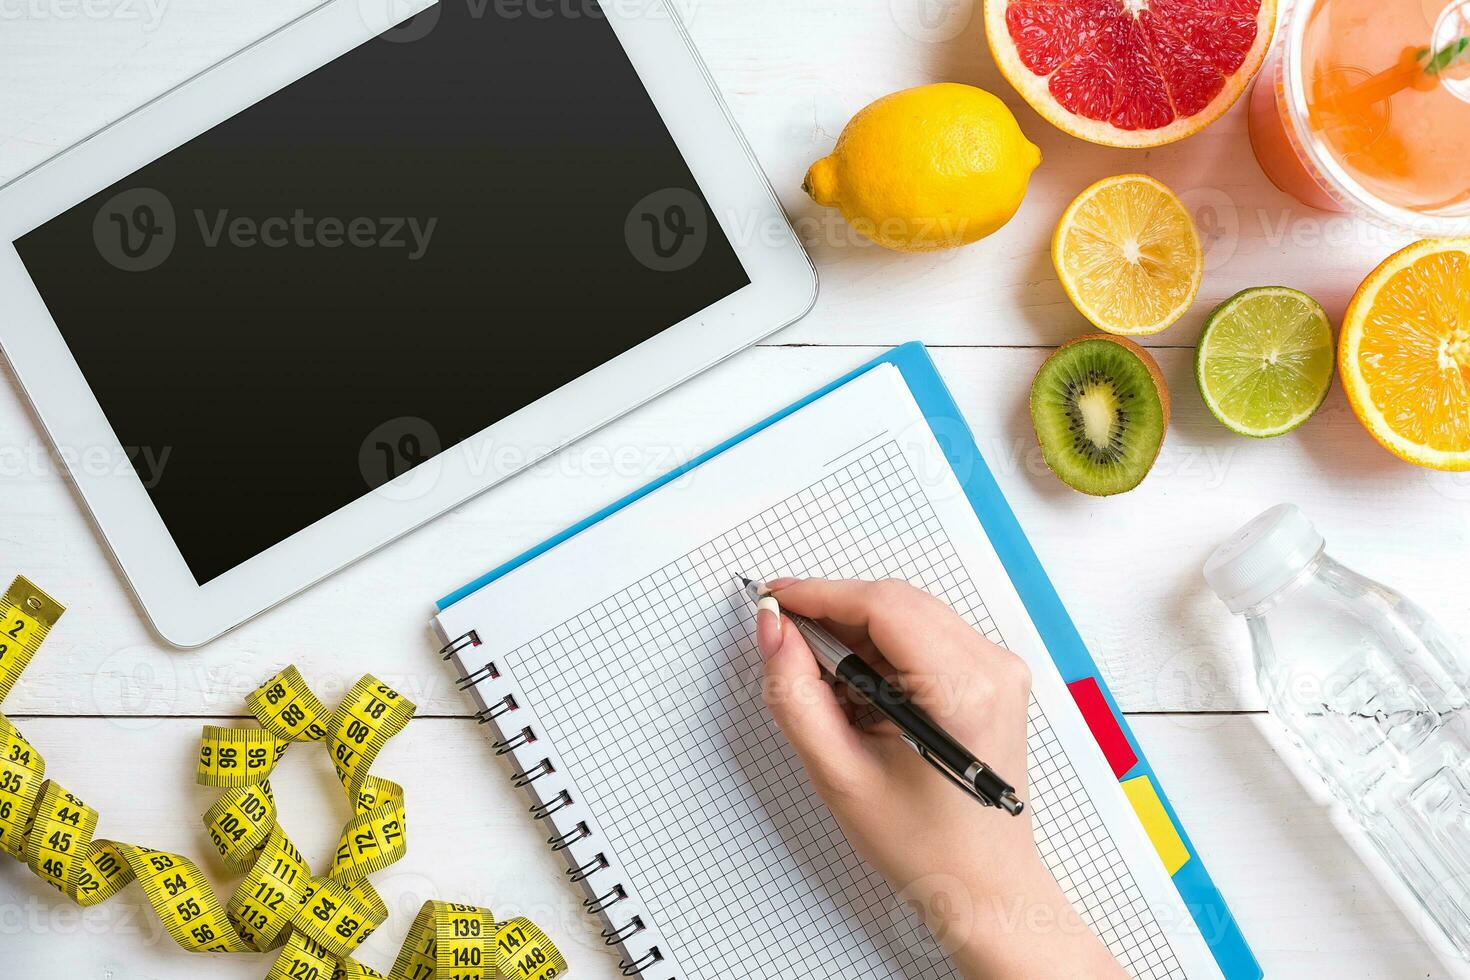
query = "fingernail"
xmin=756 ymin=599 xmax=782 ymax=659
xmin=764 ymin=576 xmax=800 ymax=591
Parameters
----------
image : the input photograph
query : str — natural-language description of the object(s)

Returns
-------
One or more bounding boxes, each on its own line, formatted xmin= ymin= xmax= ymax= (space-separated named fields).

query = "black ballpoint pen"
xmin=741 ymin=576 xmax=1024 ymax=816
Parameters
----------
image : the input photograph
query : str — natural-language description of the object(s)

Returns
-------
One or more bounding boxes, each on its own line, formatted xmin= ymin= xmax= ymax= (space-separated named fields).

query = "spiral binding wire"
xmin=475 ymin=694 xmax=517 ymax=724
xmin=529 ymin=789 xmax=573 ymax=820
xmin=458 ymin=661 xmax=500 ymax=691
xmin=568 ymin=852 xmax=608 ymax=883
xmin=451 ymin=633 xmax=666 ymax=976
xmin=548 ymin=820 xmax=589 ymax=851
xmin=603 ymin=915 xmax=645 ymax=945
xmin=585 ymin=884 xmax=626 ymax=914
xmin=621 ymin=947 xmax=663 ymax=976
xmin=512 ymin=758 xmax=556 ymax=788
xmin=439 ymin=630 xmax=481 ymax=661
xmin=494 ymin=726 xmax=536 ymax=755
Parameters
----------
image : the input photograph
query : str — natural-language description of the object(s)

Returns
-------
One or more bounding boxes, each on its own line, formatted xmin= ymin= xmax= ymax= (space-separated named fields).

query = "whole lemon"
xmin=803 ymin=83 xmax=1041 ymax=252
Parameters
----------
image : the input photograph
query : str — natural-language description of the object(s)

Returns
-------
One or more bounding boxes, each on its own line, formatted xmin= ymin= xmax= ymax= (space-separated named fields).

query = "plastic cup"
xmin=1248 ymin=0 xmax=1470 ymax=234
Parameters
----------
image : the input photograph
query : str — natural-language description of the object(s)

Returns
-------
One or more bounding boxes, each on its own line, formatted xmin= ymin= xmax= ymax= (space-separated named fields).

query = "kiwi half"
xmin=1030 ymin=334 xmax=1169 ymax=496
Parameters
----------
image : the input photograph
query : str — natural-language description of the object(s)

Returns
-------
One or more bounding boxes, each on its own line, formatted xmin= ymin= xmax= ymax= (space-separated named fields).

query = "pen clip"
xmin=901 ymin=734 xmax=995 ymax=808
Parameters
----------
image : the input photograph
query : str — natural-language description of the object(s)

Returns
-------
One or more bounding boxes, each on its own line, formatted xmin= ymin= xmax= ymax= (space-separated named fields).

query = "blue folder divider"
xmin=439 ymin=341 xmax=1261 ymax=980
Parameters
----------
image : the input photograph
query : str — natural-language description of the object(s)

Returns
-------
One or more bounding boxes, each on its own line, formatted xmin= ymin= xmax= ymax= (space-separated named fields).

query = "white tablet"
xmin=0 ymin=0 xmax=816 ymax=647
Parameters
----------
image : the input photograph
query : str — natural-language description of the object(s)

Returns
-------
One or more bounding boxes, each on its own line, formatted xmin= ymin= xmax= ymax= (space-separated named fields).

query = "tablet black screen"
xmin=14 ymin=1 xmax=751 ymax=584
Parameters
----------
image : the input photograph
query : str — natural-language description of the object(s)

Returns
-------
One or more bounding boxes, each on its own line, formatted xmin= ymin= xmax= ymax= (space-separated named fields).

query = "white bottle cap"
xmin=1204 ymin=504 xmax=1325 ymax=614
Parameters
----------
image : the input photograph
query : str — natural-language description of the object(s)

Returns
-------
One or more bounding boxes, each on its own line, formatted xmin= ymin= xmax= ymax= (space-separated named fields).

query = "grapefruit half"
xmin=986 ymin=0 xmax=1276 ymax=148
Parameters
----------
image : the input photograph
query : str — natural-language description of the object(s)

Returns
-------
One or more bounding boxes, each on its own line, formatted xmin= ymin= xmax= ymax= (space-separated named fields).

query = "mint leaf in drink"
xmin=1422 ymin=36 xmax=1470 ymax=76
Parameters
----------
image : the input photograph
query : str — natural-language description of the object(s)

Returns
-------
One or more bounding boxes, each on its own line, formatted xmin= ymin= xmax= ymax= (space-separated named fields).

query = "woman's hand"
xmin=756 ymin=577 xmax=1125 ymax=980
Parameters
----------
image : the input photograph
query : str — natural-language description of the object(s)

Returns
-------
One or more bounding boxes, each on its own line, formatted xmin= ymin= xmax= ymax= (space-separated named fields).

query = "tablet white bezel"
xmin=0 ymin=0 xmax=816 ymax=647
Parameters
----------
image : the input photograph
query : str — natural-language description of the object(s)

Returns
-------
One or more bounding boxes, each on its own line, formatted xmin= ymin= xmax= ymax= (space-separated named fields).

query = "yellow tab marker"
xmin=1121 ymin=774 xmax=1191 ymax=876
xmin=0 ymin=574 xmax=570 ymax=978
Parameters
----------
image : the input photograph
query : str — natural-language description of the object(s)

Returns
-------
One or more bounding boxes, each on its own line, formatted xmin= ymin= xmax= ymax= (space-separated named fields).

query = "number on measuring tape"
xmin=0 ymin=575 xmax=569 ymax=979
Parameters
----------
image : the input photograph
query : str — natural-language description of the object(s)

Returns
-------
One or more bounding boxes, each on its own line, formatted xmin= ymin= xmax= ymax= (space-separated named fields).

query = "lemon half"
xmin=1052 ymin=174 xmax=1203 ymax=336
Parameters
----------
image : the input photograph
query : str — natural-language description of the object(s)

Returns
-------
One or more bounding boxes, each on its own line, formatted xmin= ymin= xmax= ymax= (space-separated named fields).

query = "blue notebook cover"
xmin=439 ymin=341 xmax=1261 ymax=980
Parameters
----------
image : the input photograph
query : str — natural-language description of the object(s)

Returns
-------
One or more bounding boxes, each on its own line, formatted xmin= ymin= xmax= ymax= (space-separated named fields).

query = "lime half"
xmin=1195 ymin=287 xmax=1334 ymax=438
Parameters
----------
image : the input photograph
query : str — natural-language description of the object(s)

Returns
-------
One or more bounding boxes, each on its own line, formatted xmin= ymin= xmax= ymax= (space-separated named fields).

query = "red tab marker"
xmin=1067 ymin=677 xmax=1138 ymax=779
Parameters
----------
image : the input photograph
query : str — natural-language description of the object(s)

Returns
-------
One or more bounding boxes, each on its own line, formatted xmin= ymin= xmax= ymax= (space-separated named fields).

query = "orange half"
xmin=1339 ymin=238 xmax=1470 ymax=471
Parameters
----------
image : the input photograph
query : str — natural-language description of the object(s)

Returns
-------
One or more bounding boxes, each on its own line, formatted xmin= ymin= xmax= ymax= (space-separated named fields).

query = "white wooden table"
xmin=2 ymin=1 xmax=1468 ymax=977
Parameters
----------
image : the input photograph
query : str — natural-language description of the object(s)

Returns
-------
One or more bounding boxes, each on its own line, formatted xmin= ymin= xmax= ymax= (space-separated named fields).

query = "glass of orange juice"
xmin=1249 ymin=0 xmax=1470 ymax=232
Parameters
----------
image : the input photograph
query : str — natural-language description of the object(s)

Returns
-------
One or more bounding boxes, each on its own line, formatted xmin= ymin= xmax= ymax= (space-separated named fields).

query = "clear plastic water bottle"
xmin=1205 ymin=503 xmax=1470 ymax=959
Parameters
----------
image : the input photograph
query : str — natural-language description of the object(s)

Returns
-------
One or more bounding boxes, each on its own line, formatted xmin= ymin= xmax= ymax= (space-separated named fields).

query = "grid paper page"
xmin=497 ymin=439 xmax=1189 ymax=980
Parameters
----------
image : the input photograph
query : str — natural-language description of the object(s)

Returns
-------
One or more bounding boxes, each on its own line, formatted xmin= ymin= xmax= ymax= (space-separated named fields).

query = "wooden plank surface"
xmin=2 ymin=0 xmax=1466 ymax=977
xmin=0 ymin=0 xmax=1418 ymax=351
xmin=2 ymin=346 xmax=1465 ymax=717
xmin=0 ymin=716 xmax=1446 ymax=979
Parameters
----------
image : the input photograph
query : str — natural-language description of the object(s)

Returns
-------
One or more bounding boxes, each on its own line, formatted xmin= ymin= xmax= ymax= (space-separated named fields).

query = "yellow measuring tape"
xmin=0 ymin=575 xmax=567 ymax=979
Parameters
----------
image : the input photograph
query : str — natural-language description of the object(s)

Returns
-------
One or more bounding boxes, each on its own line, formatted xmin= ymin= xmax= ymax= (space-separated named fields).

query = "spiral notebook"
xmin=432 ymin=344 xmax=1258 ymax=980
